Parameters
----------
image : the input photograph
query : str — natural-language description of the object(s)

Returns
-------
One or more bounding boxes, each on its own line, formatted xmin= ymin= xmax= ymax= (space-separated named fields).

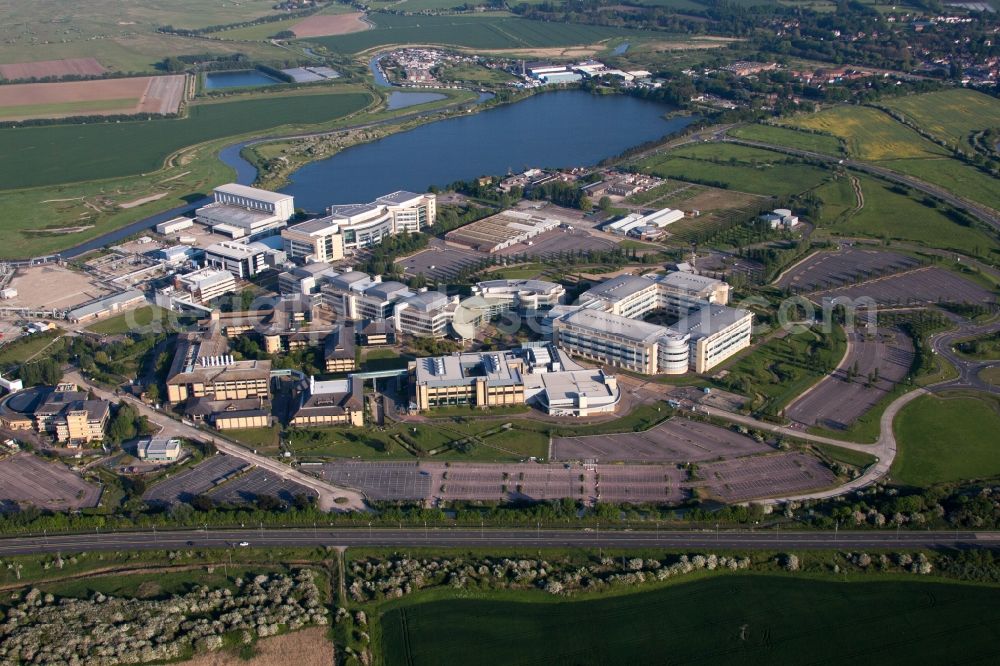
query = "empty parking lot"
xmin=808 ymin=267 xmax=995 ymax=307
xmin=785 ymin=327 xmax=915 ymax=429
xmin=551 ymin=418 xmax=770 ymax=463
xmin=0 ymin=453 xmax=101 ymax=511
xmin=695 ymin=453 xmax=837 ymax=503
xmin=143 ymin=455 xmax=247 ymax=505
xmin=208 ymin=468 xmax=316 ymax=505
xmin=777 ymin=248 xmax=921 ymax=292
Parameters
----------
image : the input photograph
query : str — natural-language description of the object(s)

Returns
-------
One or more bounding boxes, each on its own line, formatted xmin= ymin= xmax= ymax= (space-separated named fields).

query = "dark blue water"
xmin=281 ymin=90 xmax=694 ymax=210
xmin=387 ymin=91 xmax=448 ymax=110
xmin=204 ymin=70 xmax=283 ymax=90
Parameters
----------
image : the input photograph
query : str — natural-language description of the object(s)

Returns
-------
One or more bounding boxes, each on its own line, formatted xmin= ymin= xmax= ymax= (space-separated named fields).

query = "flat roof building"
xmin=289 ymin=376 xmax=364 ymax=428
xmin=204 ymin=241 xmax=283 ymax=279
xmin=68 ymin=289 xmax=145 ymax=324
xmin=175 ymin=268 xmax=237 ymax=303
xmin=137 ymin=437 xmax=182 ymax=462
xmin=212 ymin=183 xmax=294 ymax=220
xmin=444 ymin=210 xmax=559 ymax=253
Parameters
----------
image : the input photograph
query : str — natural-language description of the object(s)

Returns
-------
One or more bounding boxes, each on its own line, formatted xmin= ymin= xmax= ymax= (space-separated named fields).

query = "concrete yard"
xmin=785 ymin=327 xmax=915 ymax=430
xmin=551 ymin=418 xmax=770 ymax=463
xmin=208 ymin=467 xmax=317 ymax=505
xmin=142 ymin=455 xmax=248 ymax=505
xmin=0 ymin=452 xmax=101 ymax=511
xmin=776 ymin=248 xmax=920 ymax=292
xmin=807 ymin=266 xmax=995 ymax=307
xmin=6 ymin=264 xmax=112 ymax=310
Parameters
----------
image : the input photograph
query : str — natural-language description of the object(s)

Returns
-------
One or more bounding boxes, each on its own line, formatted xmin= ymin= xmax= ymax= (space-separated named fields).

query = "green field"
xmin=785 ymin=106 xmax=949 ymax=161
xmin=635 ymin=143 xmax=830 ymax=197
xmin=304 ymin=14 xmax=648 ymax=54
xmin=86 ymin=305 xmax=171 ymax=335
xmin=880 ymin=89 xmax=1000 ymax=152
xmin=380 ymin=576 xmax=1000 ymax=666
xmin=728 ymin=123 xmax=844 ymax=155
xmin=0 ymin=91 xmax=371 ymax=190
xmin=0 ymin=0 xmax=291 ymax=73
xmin=876 ymin=157 xmax=1000 ymax=215
xmin=892 ymin=392 xmax=1000 ymax=487
xmin=813 ymin=174 xmax=999 ymax=257
xmin=0 ymin=97 xmax=139 ymax=121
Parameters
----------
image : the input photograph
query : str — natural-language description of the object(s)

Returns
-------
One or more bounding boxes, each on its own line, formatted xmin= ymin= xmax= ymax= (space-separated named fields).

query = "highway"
xmin=0 ymin=528 xmax=997 ymax=556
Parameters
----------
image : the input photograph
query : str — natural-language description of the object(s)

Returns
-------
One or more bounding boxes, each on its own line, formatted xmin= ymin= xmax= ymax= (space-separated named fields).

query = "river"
xmin=61 ymin=90 xmax=693 ymax=257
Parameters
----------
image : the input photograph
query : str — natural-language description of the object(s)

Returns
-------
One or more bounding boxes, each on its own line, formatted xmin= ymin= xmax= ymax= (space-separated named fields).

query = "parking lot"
xmin=208 ymin=468 xmax=316 ymax=505
xmin=808 ymin=267 xmax=994 ymax=307
xmin=143 ymin=455 xmax=247 ymax=505
xmin=0 ymin=453 xmax=101 ymax=511
xmin=398 ymin=243 xmax=484 ymax=281
xmin=777 ymin=248 xmax=920 ymax=292
xmin=551 ymin=418 xmax=770 ymax=463
xmin=785 ymin=327 xmax=915 ymax=429
xmin=304 ymin=452 xmax=832 ymax=505
xmin=493 ymin=228 xmax=618 ymax=260
xmin=695 ymin=453 xmax=836 ymax=503
xmin=316 ymin=462 xmax=431 ymax=501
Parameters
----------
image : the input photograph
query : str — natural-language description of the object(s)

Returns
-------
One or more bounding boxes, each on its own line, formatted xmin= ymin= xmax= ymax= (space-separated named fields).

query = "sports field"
xmin=880 ymin=88 xmax=1000 ymax=152
xmin=892 ymin=392 xmax=1000 ymax=487
xmin=0 ymin=75 xmax=185 ymax=121
xmin=304 ymin=13 xmax=647 ymax=54
xmin=380 ymin=576 xmax=1000 ymax=666
xmin=635 ymin=142 xmax=830 ymax=197
xmin=0 ymin=90 xmax=371 ymax=190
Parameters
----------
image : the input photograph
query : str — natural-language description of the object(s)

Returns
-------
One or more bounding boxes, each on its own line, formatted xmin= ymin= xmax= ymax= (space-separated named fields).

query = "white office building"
xmin=548 ymin=271 xmax=751 ymax=375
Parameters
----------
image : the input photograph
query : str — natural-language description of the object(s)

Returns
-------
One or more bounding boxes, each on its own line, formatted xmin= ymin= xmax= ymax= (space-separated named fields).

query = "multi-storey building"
xmin=32 ymin=388 xmax=110 ymax=447
xmin=175 ymin=267 xmax=237 ymax=303
xmin=203 ymin=241 xmax=283 ymax=279
xmin=548 ymin=271 xmax=750 ymax=375
xmin=282 ymin=191 xmax=435 ymax=259
xmin=165 ymin=330 xmax=271 ymax=404
xmin=289 ymin=376 xmax=364 ymax=428
xmin=471 ymin=279 xmax=566 ymax=317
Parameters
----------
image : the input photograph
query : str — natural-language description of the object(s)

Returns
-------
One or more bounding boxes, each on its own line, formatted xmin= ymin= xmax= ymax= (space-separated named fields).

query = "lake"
xmin=280 ymin=90 xmax=695 ymax=211
xmin=204 ymin=70 xmax=284 ymax=90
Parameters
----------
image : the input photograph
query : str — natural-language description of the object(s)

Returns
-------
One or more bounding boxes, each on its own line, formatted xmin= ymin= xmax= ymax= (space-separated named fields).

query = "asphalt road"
xmin=1 ymin=528 xmax=997 ymax=556
xmin=927 ymin=318 xmax=1000 ymax=395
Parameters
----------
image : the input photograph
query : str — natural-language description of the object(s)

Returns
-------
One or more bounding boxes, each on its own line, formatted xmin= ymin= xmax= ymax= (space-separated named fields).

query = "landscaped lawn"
xmin=892 ymin=391 xmax=1000 ymax=486
xmin=715 ymin=326 xmax=847 ymax=415
xmin=86 ymin=305 xmax=174 ymax=335
xmin=380 ymin=575 xmax=1000 ymax=666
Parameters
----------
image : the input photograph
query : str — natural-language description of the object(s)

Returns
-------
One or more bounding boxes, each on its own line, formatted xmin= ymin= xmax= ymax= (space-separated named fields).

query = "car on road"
xmin=238 ymin=541 xmax=250 ymax=547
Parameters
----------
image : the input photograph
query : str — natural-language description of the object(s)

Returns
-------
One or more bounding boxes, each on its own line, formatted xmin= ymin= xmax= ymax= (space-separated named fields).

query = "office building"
xmin=282 ymin=191 xmax=435 ymax=258
xmin=204 ymin=240 xmax=284 ymax=279
xmin=394 ymin=291 xmax=459 ymax=339
xmin=68 ymin=290 xmax=145 ymax=324
xmin=175 ymin=268 xmax=237 ymax=303
xmin=31 ymin=388 xmax=110 ymax=446
xmin=471 ymin=279 xmax=565 ymax=316
xmin=548 ymin=271 xmax=750 ymax=375
xmin=165 ymin=329 xmax=271 ymax=404
xmin=289 ymin=376 xmax=364 ymax=428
